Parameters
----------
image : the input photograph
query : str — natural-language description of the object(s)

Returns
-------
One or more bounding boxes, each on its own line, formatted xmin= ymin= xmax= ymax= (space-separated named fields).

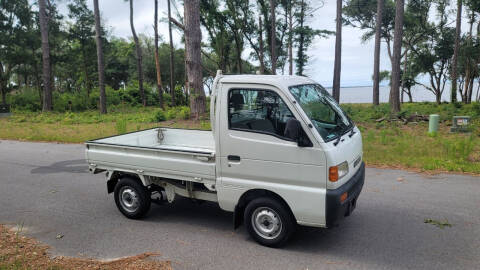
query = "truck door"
xmin=216 ymin=83 xmax=327 ymax=226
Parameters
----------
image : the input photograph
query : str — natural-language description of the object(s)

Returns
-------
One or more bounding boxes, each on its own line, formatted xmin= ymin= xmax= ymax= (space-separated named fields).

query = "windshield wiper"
xmin=333 ymin=134 xmax=342 ymax=146
xmin=332 ymin=122 xmax=349 ymax=146
xmin=348 ymin=128 xmax=356 ymax=138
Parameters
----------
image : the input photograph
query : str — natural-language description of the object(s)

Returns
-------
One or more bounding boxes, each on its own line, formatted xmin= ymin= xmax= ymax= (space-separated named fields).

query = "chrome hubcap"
xmin=251 ymin=207 xmax=282 ymax=240
xmin=119 ymin=187 xmax=140 ymax=213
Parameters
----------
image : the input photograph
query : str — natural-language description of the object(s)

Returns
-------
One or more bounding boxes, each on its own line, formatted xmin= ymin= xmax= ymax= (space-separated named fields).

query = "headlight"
xmin=329 ymin=161 xmax=349 ymax=182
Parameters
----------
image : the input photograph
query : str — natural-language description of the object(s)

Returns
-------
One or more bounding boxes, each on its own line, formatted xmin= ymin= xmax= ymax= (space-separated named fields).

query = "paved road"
xmin=0 ymin=140 xmax=479 ymax=270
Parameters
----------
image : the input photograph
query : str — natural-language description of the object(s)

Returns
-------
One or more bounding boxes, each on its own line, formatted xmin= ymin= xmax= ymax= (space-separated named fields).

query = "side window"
xmin=228 ymin=89 xmax=296 ymax=140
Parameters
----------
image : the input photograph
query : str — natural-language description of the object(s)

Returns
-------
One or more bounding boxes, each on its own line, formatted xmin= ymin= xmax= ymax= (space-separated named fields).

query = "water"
xmin=325 ymin=84 xmax=480 ymax=104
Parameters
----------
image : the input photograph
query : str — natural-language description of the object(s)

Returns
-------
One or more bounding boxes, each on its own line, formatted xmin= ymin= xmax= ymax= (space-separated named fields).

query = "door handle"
xmin=228 ymin=155 xmax=241 ymax=161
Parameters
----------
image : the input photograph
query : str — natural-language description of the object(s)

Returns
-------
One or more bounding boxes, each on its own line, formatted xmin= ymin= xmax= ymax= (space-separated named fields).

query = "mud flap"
xmin=233 ymin=205 xmax=243 ymax=229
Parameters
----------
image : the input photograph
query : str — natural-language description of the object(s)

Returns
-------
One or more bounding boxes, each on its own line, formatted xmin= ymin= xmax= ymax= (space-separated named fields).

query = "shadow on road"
xmin=146 ymin=198 xmax=233 ymax=232
xmin=31 ymin=159 xmax=88 ymax=174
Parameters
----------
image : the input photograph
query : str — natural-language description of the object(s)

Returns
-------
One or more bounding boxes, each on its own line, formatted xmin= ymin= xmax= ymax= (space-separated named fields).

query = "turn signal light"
xmin=329 ymin=161 xmax=349 ymax=182
xmin=329 ymin=166 xmax=338 ymax=182
xmin=340 ymin=192 xmax=348 ymax=203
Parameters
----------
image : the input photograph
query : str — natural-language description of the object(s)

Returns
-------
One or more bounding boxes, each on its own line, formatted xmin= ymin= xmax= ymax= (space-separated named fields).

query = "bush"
xmin=8 ymin=88 xmax=42 ymax=111
xmin=166 ymin=108 xmax=177 ymax=120
xmin=472 ymin=102 xmax=480 ymax=117
xmin=152 ymin=109 xmax=166 ymax=122
xmin=179 ymin=106 xmax=191 ymax=119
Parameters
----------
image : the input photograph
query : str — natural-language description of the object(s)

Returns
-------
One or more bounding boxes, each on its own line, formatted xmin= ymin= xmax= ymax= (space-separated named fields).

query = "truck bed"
xmin=85 ymin=128 xmax=216 ymax=182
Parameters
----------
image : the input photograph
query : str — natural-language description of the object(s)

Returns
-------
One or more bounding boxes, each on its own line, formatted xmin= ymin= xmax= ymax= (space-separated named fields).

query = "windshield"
xmin=288 ymin=84 xmax=353 ymax=142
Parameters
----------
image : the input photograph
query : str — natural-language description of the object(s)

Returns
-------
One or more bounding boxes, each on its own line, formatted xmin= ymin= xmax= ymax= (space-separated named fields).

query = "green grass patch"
xmin=360 ymin=121 xmax=480 ymax=174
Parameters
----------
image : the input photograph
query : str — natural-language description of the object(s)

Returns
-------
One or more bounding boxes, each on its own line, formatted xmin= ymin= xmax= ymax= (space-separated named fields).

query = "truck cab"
xmin=86 ymin=71 xmax=364 ymax=247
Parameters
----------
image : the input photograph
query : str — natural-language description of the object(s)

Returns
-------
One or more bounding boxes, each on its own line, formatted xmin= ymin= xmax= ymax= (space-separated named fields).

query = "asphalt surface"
xmin=0 ymin=140 xmax=479 ymax=270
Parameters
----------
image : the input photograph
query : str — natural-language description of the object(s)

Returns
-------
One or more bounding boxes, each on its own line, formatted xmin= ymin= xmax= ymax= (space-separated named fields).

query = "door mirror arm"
xmin=285 ymin=118 xmax=313 ymax=147
xmin=297 ymin=133 xmax=313 ymax=147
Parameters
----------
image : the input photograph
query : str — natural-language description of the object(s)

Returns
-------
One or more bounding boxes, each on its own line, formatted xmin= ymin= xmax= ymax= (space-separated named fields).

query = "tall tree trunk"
xmin=168 ymin=0 xmax=175 ymax=106
xmin=406 ymin=87 xmax=413 ymax=103
xmin=94 ymin=0 xmax=107 ymax=114
xmin=81 ymin=46 xmax=91 ymax=98
xmin=400 ymin=48 xmax=408 ymax=104
xmin=184 ymin=44 xmax=188 ymax=104
xmin=0 ymin=64 xmax=7 ymax=105
xmin=39 ymin=0 xmax=52 ymax=111
xmin=475 ymin=79 xmax=480 ymax=101
xmin=0 ymin=82 xmax=5 ymax=105
xmin=270 ymin=0 xmax=276 ymax=74
xmin=372 ymin=0 xmax=383 ymax=106
xmin=296 ymin=0 xmax=306 ymax=76
xmin=463 ymin=70 xmax=470 ymax=102
xmin=184 ymin=0 xmax=205 ymax=119
xmin=451 ymin=0 xmax=462 ymax=103
xmin=332 ymin=0 xmax=342 ymax=102
xmin=390 ymin=0 xmax=404 ymax=114
xmin=154 ymin=0 xmax=164 ymax=108
xmin=1 ymin=90 xmax=5 ymax=106
xmin=467 ymin=75 xmax=474 ymax=103
xmin=129 ymin=0 xmax=146 ymax=107
xmin=234 ymin=33 xmax=243 ymax=73
xmin=31 ymin=44 xmax=43 ymax=107
xmin=259 ymin=15 xmax=265 ymax=74
xmin=471 ymin=21 xmax=480 ymax=103
xmin=288 ymin=3 xmax=293 ymax=76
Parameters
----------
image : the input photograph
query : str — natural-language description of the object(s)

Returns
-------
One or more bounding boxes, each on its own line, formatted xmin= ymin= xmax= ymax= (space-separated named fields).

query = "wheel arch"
xmin=233 ymin=189 xmax=296 ymax=229
xmin=106 ymin=171 xmax=146 ymax=193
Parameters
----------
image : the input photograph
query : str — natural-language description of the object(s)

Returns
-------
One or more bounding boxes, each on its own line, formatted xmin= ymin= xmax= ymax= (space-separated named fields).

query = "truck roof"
xmin=219 ymin=74 xmax=317 ymax=89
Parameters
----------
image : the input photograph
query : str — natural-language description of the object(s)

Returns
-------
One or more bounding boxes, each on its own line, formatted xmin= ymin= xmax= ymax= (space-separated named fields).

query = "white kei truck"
xmin=85 ymin=71 xmax=365 ymax=247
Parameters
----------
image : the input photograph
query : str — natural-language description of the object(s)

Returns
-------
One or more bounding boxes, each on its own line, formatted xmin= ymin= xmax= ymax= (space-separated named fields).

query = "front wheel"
xmin=244 ymin=197 xmax=296 ymax=247
xmin=114 ymin=176 xmax=151 ymax=219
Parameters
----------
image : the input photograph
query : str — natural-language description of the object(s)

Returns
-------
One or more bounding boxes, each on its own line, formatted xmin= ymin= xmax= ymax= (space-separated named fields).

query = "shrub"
xmin=8 ymin=88 xmax=42 ymax=111
xmin=179 ymin=106 xmax=191 ymax=120
xmin=472 ymin=102 xmax=480 ymax=117
xmin=152 ymin=109 xmax=166 ymax=122
xmin=166 ymin=108 xmax=177 ymax=120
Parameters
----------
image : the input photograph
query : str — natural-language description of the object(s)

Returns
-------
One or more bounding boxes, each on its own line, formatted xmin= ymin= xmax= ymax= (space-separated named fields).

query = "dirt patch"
xmin=0 ymin=225 xmax=171 ymax=270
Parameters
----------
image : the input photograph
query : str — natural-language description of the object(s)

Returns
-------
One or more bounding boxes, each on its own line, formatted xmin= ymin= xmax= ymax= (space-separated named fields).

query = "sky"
xmin=54 ymin=0 xmax=468 ymax=88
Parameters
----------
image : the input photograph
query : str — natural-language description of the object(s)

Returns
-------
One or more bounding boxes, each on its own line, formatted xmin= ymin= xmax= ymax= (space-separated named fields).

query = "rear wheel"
xmin=114 ymin=176 xmax=151 ymax=219
xmin=244 ymin=197 xmax=295 ymax=247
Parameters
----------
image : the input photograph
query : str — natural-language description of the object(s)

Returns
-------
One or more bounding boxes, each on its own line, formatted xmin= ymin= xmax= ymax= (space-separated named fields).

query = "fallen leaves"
xmin=424 ymin=218 xmax=453 ymax=229
xmin=0 ymin=225 xmax=171 ymax=270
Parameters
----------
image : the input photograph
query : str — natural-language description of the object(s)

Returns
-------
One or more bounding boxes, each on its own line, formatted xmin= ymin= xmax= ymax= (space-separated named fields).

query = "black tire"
xmin=244 ymin=197 xmax=295 ymax=247
xmin=114 ymin=176 xmax=151 ymax=219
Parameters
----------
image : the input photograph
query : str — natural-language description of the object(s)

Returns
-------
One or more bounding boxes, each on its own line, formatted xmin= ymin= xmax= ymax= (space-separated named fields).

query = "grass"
xmin=0 ymin=103 xmax=479 ymax=174
xmin=0 ymin=107 xmax=210 ymax=143
xmin=359 ymin=122 xmax=480 ymax=174
xmin=0 ymin=224 xmax=171 ymax=270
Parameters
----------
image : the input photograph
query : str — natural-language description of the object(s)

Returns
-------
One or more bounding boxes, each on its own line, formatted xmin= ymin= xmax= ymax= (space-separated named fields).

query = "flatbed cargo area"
xmin=87 ymin=128 xmax=215 ymax=155
xmin=85 ymin=128 xmax=216 ymax=183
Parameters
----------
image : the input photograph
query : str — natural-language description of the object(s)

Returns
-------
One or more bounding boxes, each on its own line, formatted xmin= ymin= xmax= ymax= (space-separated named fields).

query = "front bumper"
xmin=326 ymin=162 xmax=365 ymax=228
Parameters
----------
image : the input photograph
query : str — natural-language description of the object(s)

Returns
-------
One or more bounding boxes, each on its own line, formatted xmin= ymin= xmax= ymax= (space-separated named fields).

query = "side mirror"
xmin=297 ymin=132 xmax=313 ymax=147
xmin=284 ymin=119 xmax=313 ymax=147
